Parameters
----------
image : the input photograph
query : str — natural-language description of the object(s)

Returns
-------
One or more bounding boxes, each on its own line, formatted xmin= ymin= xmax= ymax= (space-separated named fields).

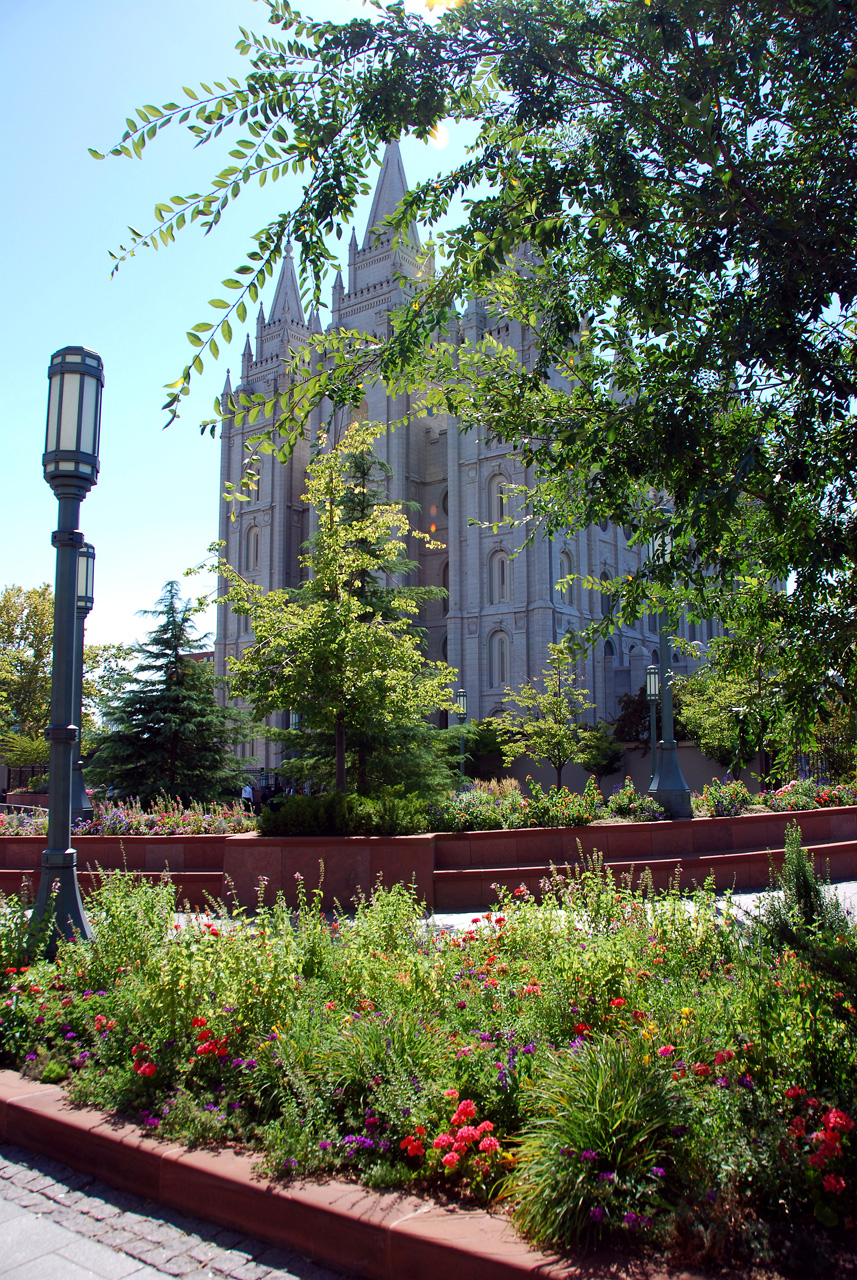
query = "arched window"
xmin=246 ymin=525 xmax=260 ymax=573
xmin=489 ymin=631 xmax=509 ymax=688
xmin=487 ymin=474 xmax=508 ymax=525
xmin=442 ymin=635 xmax=448 ymax=662
xmin=688 ymin=620 xmax=697 ymax=642
xmin=647 ymin=611 xmax=659 ymax=633
xmin=488 ymin=550 xmax=510 ymax=604
xmin=557 ymin=550 xmax=573 ymax=607
xmin=651 ymin=648 xmax=659 ymax=665
xmin=600 ymin=572 xmax=613 ymax=618
xmin=604 ymin=639 xmax=615 ymax=659
xmin=599 ymin=517 xmax=609 ymax=533
xmin=441 ymin=489 xmax=449 ymax=516
xmin=442 ymin=561 xmax=449 ymax=615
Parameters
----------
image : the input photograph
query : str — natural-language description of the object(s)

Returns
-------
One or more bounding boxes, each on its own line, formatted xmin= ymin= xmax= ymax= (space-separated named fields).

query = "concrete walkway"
xmin=0 ymin=1146 xmax=348 ymax=1280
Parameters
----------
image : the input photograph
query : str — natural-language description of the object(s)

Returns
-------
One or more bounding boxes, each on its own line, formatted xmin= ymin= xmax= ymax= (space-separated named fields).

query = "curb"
xmin=0 ymin=1070 xmax=705 ymax=1280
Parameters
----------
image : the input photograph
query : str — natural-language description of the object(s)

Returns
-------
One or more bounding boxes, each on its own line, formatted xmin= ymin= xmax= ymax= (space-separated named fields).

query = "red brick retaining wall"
xmin=2 ymin=807 xmax=857 ymax=910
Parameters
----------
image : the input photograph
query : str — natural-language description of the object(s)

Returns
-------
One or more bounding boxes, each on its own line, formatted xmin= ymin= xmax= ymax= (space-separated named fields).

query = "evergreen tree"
xmin=88 ymin=582 xmax=247 ymax=806
xmin=221 ymin=422 xmax=456 ymax=792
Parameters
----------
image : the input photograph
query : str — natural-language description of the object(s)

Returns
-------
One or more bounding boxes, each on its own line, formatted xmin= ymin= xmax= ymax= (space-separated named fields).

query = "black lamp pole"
xmin=648 ymin=618 xmax=693 ymax=818
xmin=32 ymin=347 xmax=103 ymax=948
xmin=456 ymin=688 xmax=468 ymax=781
xmin=71 ymin=543 xmax=95 ymax=827
xmin=646 ymin=663 xmax=659 ymax=784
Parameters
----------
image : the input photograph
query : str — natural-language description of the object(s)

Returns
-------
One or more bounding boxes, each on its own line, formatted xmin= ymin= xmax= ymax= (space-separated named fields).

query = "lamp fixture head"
xmin=43 ymin=346 xmax=103 ymax=495
xmin=646 ymin=663 xmax=660 ymax=700
xmin=76 ymin=542 xmax=95 ymax=615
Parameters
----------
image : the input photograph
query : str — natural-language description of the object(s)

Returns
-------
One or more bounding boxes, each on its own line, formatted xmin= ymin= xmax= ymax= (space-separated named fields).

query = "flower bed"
xmin=0 ymin=798 xmax=255 ymax=838
xmin=2 ymin=822 xmax=856 ymax=1272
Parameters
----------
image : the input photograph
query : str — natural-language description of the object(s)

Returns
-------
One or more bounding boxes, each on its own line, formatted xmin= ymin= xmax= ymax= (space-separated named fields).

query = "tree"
xmin=220 ymin=421 xmax=456 ymax=792
xmin=96 ymin=0 xmax=857 ymax=733
xmin=87 ymin=582 xmax=247 ymax=806
xmin=574 ymin=724 xmax=625 ymax=785
xmin=493 ymin=646 xmax=594 ymax=788
xmin=0 ymin=584 xmax=132 ymax=765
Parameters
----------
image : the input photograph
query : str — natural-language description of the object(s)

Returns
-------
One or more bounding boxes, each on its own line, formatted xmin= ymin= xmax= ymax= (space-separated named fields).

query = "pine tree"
xmin=88 ymin=582 xmax=246 ymax=806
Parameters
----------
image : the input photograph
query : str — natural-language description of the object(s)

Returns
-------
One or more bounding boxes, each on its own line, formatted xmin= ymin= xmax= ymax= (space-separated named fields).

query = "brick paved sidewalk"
xmin=0 ymin=1145 xmax=350 ymax=1280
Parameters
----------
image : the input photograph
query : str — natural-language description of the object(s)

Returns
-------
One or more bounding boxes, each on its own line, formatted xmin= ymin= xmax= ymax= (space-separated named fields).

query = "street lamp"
xmin=645 ymin=663 xmax=659 ymax=784
xmin=32 ymin=346 xmax=103 ymax=948
xmin=71 ymin=543 xmax=95 ymax=826
xmin=456 ymin=688 xmax=468 ymax=781
xmin=647 ymin=614 xmax=693 ymax=818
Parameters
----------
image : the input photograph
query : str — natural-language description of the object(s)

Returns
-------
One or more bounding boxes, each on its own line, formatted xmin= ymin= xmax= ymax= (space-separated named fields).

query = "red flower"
xmin=191 ymin=1016 xmax=207 ymax=1028
xmin=823 ymin=1108 xmax=855 ymax=1134
xmin=785 ymin=1086 xmax=806 ymax=1100
xmin=609 ymin=998 xmax=627 ymax=1008
xmin=789 ymin=1116 xmax=806 ymax=1137
xmin=433 ymin=1134 xmax=453 ymax=1149
xmin=574 ymin=1023 xmax=591 ymax=1035
xmin=442 ymin=1152 xmax=460 ymax=1168
xmin=632 ymin=1010 xmax=646 ymax=1022
xmin=657 ymin=1045 xmax=675 ymax=1057
xmin=714 ymin=1050 xmax=735 ymax=1066
xmin=131 ymin=1043 xmax=148 ymax=1058
xmin=414 ymin=1126 xmax=426 ymax=1137
xmin=691 ymin=1063 xmax=711 ymax=1077
xmin=824 ymin=1174 xmax=847 ymax=1195
xmin=138 ymin=1062 xmax=156 ymax=1077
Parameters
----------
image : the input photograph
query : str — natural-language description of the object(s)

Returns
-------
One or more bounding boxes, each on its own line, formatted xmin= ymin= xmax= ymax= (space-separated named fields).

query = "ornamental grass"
xmin=1 ymin=825 xmax=857 ymax=1272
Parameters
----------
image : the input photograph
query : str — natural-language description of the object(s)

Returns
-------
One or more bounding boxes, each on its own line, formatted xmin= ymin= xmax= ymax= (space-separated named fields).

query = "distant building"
xmin=215 ymin=144 xmax=707 ymax=774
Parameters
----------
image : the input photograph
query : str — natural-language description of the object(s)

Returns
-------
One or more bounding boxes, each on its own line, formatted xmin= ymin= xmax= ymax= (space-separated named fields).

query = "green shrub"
xmin=511 ymin=1035 xmax=682 ymax=1247
xmin=695 ymin=778 xmax=753 ymax=817
xmin=259 ymin=790 xmax=427 ymax=837
xmin=604 ymin=777 xmax=666 ymax=822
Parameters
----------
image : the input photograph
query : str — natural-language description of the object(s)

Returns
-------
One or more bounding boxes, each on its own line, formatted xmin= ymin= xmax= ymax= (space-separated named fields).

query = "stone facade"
xmin=215 ymin=145 xmax=706 ymax=773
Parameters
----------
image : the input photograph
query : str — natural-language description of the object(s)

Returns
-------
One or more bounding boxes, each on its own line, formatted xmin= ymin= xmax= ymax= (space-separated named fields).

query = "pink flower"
xmin=444 ymin=1089 xmax=459 ymax=1099
xmin=478 ymin=1136 xmax=500 ymax=1154
xmin=442 ymin=1152 xmax=460 ymax=1169
xmin=455 ymin=1126 xmax=479 ymax=1145
xmin=657 ymin=1045 xmax=675 ymax=1057
xmin=476 ymin=1120 xmax=494 ymax=1135
xmin=714 ymin=1050 xmax=734 ymax=1066
xmin=432 ymin=1134 xmax=453 ymax=1149
xmin=823 ymin=1108 xmax=855 ymax=1134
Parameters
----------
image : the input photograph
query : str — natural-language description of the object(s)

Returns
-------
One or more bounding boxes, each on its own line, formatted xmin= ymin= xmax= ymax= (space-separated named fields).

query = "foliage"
xmin=87 ymin=582 xmax=248 ymax=806
xmin=492 ymin=647 xmax=594 ymax=788
xmin=4 ymin=847 xmax=857 ymax=1267
xmin=96 ymin=0 xmax=857 ymax=744
xmin=573 ymin=723 xmax=624 ymax=784
xmin=0 ymin=584 xmax=132 ymax=743
xmin=694 ymin=778 xmax=754 ymax=818
xmin=258 ymin=790 xmax=427 ymax=837
xmin=761 ymin=780 xmax=857 ymax=813
xmin=221 ymin=422 xmax=456 ymax=792
xmin=604 ymin=777 xmax=665 ymax=823
xmin=759 ymin=822 xmax=850 ymax=951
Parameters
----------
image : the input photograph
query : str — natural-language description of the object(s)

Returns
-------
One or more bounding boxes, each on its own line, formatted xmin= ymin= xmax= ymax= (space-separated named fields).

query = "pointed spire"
xmin=256 ymin=303 xmax=266 ymax=331
xmin=242 ymin=333 xmax=253 ymax=375
xmin=349 ymin=227 xmax=358 ymax=255
xmin=331 ymin=269 xmax=344 ymax=324
xmin=269 ymin=240 xmax=305 ymax=326
xmin=310 ymin=308 xmax=323 ymax=335
xmin=222 ymin=368 xmax=232 ymax=397
xmin=362 ymin=141 xmax=420 ymax=250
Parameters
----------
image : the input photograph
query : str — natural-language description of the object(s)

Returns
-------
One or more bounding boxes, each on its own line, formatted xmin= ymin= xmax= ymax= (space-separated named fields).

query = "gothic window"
xmin=599 ymin=517 xmax=609 ymax=533
xmin=442 ymin=561 xmax=449 ymax=614
xmin=648 ymin=611 xmax=659 ymax=633
xmin=557 ymin=550 xmax=573 ymax=606
xmin=489 ymin=630 xmax=509 ymax=687
xmin=688 ymin=620 xmax=698 ymax=642
xmin=487 ymin=474 xmax=508 ymax=524
xmin=246 ymin=525 xmax=260 ymax=573
xmin=604 ymin=639 xmax=615 ymax=659
xmin=600 ymin=572 xmax=613 ymax=618
xmin=488 ymin=550 xmax=510 ymax=604
xmin=652 ymin=648 xmax=659 ymax=665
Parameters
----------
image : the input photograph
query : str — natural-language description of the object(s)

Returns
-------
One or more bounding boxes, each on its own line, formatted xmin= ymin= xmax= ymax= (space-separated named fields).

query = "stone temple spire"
xmin=362 ymin=141 xmax=419 ymax=251
xmin=269 ymin=241 xmax=305 ymax=326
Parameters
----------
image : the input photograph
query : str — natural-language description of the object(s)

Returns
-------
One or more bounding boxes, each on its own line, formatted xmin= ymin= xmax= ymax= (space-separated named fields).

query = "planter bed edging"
xmin=0 ymin=1069 xmax=704 ymax=1280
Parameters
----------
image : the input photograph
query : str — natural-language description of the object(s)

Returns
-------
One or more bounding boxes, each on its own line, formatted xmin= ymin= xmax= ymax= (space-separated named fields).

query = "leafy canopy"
xmin=492 ymin=645 xmax=593 ymax=789
xmin=97 ymin=0 xmax=857 ymax=730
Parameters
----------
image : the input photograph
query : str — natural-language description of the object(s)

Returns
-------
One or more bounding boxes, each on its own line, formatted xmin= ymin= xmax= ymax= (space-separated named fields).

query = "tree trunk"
xmin=335 ymin=715 xmax=346 ymax=792
xmin=556 ymin=762 xmax=563 ymax=790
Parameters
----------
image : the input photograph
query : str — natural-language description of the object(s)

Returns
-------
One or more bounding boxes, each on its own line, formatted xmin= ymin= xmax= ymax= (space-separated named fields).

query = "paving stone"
xmin=51 ymin=1206 xmax=102 ymax=1233
xmin=209 ymin=1248 xmax=253 ymax=1273
xmin=159 ymin=1256 xmax=208 ymax=1277
xmin=187 ymin=1240 xmax=221 ymax=1264
xmin=57 ymin=1234 xmax=152 ymax=1278
xmin=230 ymin=1262 xmax=273 ymax=1280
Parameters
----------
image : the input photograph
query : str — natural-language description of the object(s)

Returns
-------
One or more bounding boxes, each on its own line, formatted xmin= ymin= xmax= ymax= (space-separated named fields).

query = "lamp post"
xmin=71 ymin=543 xmax=95 ymax=827
xmin=648 ymin=618 xmax=693 ymax=818
xmin=645 ymin=663 xmax=659 ymax=784
xmin=456 ymin=688 xmax=468 ymax=781
xmin=32 ymin=346 xmax=103 ymax=948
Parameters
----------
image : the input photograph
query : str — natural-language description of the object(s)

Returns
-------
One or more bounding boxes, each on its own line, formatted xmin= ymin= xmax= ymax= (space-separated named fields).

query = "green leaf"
xmin=209 ymin=298 xmax=230 ymax=309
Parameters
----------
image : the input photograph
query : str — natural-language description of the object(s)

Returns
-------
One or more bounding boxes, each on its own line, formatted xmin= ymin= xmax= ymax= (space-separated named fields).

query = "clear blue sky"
xmin=1 ymin=0 xmax=471 ymax=649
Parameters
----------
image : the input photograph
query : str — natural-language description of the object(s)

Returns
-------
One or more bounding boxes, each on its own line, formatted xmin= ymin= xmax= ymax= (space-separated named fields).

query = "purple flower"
xmin=598 ymin=1171 xmax=615 ymax=1182
xmin=231 ymin=1058 xmax=245 ymax=1068
xmin=736 ymin=1074 xmax=754 ymax=1090
xmin=25 ymin=1053 xmax=36 ymax=1062
xmin=558 ymin=1147 xmax=575 ymax=1158
xmin=671 ymin=1124 xmax=688 ymax=1138
xmin=456 ymin=1001 xmax=467 ymax=1009
xmin=319 ymin=1141 xmax=332 ymax=1150
xmin=716 ymin=1076 xmax=730 ymax=1088
xmin=64 ymin=1032 xmax=77 ymax=1041
xmin=581 ymin=1149 xmax=598 ymax=1162
xmin=521 ymin=1043 xmax=536 ymax=1055
xmin=623 ymin=1212 xmax=640 ymax=1229
xmin=244 ymin=1059 xmax=257 ymax=1069
xmin=651 ymin=1166 xmax=666 ymax=1178
xmin=589 ymin=1205 xmax=606 ymax=1222
xmin=34 ymin=1017 xmax=45 ymax=1025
